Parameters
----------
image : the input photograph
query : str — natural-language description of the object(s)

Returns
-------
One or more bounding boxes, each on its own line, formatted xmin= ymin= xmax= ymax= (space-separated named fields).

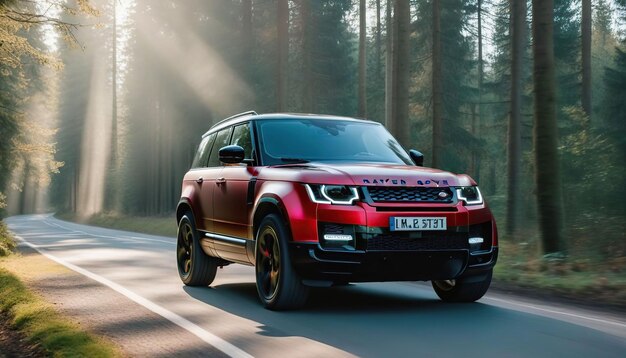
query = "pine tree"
xmin=532 ymin=0 xmax=565 ymax=255
xmin=581 ymin=0 xmax=592 ymax=117
xmin=358 ymin=0 xmax=367 ymax=117
xmin=506 ymin=0 xmax=527 ymax=236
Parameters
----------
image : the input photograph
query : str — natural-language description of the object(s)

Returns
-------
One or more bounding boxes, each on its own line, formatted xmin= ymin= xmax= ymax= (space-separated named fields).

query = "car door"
xmin=201 ymin=127 xmax=232 ymax=233
xmin=185 ymin=133 xmax=215 ymax=232
xmin=212 ymin=122 xmax=256 ymax=241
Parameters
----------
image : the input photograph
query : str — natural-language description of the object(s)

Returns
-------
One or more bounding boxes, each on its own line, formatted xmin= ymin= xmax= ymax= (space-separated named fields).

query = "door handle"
xmin=216 ymin=177 xmax=226 ymax=185
xmin=195 ymin=177 xmax=204 ymax=184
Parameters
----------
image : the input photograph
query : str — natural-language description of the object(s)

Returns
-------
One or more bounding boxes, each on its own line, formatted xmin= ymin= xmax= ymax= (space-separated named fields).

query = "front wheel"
xmin=255 ymin=214 xmax=309 ymax=310
xmin=432 ymin=269 xmax=493 ymax=302
xmin=177 ymin=213 xmax=218 ymax=286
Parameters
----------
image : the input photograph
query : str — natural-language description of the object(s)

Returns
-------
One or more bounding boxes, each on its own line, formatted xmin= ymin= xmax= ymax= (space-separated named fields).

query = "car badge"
xmin=438 ymin=191 xmax=449 ymax=198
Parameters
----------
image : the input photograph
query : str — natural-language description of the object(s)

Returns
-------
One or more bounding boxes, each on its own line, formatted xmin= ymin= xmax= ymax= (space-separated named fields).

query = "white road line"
xmin=15 ymin=234 xmax=253 ymax=358
xmin=42 ymin=220 xmax=175 ymax=246
xmin=482 ymin=296 xmax=626 ymax=329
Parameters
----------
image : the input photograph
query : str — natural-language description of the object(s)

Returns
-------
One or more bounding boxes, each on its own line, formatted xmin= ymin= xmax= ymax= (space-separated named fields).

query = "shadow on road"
xmin=182 ymin=281 xmax=626 ymax=357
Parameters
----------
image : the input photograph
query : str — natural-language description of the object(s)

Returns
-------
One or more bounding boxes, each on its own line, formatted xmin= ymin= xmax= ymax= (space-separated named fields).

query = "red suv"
xmin=176 ymin=112 xmax=498 ymax=310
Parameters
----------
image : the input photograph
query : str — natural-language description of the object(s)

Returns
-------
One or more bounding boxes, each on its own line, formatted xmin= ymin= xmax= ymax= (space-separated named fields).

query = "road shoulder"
xmin=1 ymin=245 xmax=225 ymax=357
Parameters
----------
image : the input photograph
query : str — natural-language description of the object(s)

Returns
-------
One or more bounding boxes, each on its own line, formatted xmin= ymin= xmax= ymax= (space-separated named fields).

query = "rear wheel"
xmin=255 ymin=214 xmax=309 ymax=310
xmin=177 ymin=213 xmax=217 ymax=286
xmin=432 ymin=269 xmax=492 ymax=302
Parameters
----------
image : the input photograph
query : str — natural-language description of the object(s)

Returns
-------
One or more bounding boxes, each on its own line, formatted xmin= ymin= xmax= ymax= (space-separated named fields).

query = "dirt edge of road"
xmin=0 ymin=255 xmax=123 ymax=358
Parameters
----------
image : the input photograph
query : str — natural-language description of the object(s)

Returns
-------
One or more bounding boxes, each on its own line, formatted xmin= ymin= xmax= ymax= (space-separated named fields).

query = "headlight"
xmin=304 ymin=184 xmax=359 ymax=205
xmin=456 ymin=186 xmax=483 ymax=205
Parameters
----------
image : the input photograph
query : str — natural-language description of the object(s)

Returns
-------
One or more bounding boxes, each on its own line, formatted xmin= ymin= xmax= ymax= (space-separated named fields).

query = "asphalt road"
xmin=6 ymin=214 xmax=626 ymax=358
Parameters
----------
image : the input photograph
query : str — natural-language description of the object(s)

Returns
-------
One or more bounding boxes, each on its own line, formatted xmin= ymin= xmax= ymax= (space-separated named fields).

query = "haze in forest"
xmin=1 ymin=0 xmax=625 ymax=260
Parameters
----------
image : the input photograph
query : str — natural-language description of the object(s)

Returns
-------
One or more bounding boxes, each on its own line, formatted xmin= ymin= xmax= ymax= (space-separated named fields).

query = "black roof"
xmin=203 ymin=111 xmax=377 ymax=138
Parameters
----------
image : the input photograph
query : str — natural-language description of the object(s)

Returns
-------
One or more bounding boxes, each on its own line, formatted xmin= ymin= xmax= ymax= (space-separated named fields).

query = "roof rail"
xmin=210 ymin=110 xmax=258 ymax=129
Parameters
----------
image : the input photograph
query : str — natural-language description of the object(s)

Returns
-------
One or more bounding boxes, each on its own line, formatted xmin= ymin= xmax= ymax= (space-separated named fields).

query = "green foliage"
xmin=560 ymin=106 xmax=624 ymax=215
xmin=603 ymin=46 xmax=626 ymax=159
xmin=1 ymin=0 xmax=94 ymax=214
xmin=411 ymin=0 xmax=477 ymax=173
xmin=0 ymin=220 xmax=16 ymax=256
xmin=291 ymin=0 xmax=357 ymax=115
xmin=554 ymin=0 xmax=581 ymax=110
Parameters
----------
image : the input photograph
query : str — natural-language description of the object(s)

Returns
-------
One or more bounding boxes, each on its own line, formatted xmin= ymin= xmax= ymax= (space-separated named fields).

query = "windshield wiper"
xmin=279 ymin=157 xmax=311 ymax=164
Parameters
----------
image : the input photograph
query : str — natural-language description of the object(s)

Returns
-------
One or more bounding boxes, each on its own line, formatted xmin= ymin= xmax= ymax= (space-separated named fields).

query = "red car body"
xmin=176 ymin=112 xmax=498 ymax=308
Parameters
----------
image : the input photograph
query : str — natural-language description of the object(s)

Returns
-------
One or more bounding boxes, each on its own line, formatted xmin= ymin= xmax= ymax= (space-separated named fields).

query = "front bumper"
xmin=290 ymin=243 xmax=498 ymax=282
xmin=286 ymin=193 xmax=498 ymax=283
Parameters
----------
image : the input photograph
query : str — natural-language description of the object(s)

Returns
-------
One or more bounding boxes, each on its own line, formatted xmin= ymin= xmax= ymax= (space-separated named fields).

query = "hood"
xmin=257 ymin=162 xmax=475 ymax=187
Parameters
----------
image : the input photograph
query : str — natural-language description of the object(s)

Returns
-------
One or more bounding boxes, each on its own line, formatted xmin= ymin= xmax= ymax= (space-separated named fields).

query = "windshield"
xmin=257 ymin=118 xmax=413 ymax=166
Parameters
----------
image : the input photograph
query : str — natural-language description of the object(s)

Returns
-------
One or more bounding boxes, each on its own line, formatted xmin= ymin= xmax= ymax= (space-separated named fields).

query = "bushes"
xmin=0 ymin=221 xmax=16 ymax=257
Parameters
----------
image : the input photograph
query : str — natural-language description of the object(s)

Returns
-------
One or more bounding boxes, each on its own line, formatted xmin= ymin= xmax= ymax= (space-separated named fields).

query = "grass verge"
xmin=56 ymin=212 xmax=176 ymax=237
xmin=494 ymin=240 xmax=626 ymax=311
xmin=0 ymin=225 xmax=122 ymax=357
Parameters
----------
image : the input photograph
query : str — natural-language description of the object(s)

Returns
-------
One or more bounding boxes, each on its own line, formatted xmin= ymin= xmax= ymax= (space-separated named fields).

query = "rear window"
xmin=207 ymin=127 xmax=233 ymax=167
xmin=191 ymin=133 xmax=215 ymax=168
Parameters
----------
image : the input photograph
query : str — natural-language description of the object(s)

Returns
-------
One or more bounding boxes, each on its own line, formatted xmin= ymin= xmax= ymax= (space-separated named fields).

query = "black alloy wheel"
xmin=256 ymin=226 xmax=281 ymax=301
xmin=431 ymin=269 xmax=493 ymax=302
xmin=176 ymin=213 xmax=218 ymax=286
xmin=255 ymin=214 xmax=309 ymax=310
xmin=177 ymin=221 xmax=194 ymax=280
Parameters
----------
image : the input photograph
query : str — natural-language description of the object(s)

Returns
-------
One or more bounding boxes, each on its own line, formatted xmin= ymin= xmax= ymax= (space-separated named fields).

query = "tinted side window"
xmin=191 ymin=134 xmax=215 ymax=168
xmin=230 ymin=123 xmax=253 ymax=160
xmin=207 ymin=127 xmax=233 ymax=167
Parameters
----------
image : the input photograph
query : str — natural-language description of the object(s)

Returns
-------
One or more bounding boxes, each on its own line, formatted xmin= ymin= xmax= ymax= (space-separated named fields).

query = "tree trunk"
xmin=391 ymin=0 xmax=410 ymax=147
xmin=301 ymin=0 xmax=313 ymax=112
xmin=111 ymin=0 xmax=117 ymax=165
xmin=470 ymin=0 xmax=483 ymax=181
xmin=242 ymin=0 xmax=253 ymax=108
xmin=506 ymin=0 xmax=526 ymax=236
xmin=107 ymin=0 xmax=119 ymax=212
xmin=376 ymin=0 xmax=382 ymax=85
xmin=276 ymin=0 xmax=288 ymax=111
xmin=431 ymin=0 xmax=443 ymax=167
xmin=581 ymin=0 xmax=592 ymax=117
xmin=358 ymin=0 xmax=367 ymax=117
xmin=384 ymin=0 xmax=393 ymax=127
xmin=532 ymin=0 xmax=564 ymax=254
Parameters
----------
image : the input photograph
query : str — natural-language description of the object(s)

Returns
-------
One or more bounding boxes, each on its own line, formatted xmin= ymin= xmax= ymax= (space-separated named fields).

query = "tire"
xmin=177 ymin=213 xmax=218 ymax=286
xmin=431 ymin=269 xmax=493 ymax=303
xmin=255 ymin=214 xmax=309 ymax=310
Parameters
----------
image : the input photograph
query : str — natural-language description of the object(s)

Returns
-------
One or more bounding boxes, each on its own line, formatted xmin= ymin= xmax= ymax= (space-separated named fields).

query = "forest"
xmin=1 ymin=0 xmax=625 ymax=264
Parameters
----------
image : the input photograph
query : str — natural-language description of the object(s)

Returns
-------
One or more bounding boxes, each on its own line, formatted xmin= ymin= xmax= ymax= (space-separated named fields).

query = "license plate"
xmin=390 ymin=217 xmax=447 ymax=231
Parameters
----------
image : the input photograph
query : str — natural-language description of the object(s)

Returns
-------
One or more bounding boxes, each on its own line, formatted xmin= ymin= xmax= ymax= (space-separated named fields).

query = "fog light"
xmin=323 ymin=234 xmax=353 ymax=241
xmin=469 ymin=237 xmax=484 ymax=252
xmin=468 ymin=237 xmax=484 ymax=245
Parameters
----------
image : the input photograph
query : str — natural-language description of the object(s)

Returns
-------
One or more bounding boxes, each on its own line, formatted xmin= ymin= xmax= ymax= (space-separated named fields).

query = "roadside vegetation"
xmin=494 ymin=239 xmax=626 ymax=311
xmin=0 ymin=222 xmax=15 ymax=257
xmin=0 ymin=228 xmax=122 ymax=357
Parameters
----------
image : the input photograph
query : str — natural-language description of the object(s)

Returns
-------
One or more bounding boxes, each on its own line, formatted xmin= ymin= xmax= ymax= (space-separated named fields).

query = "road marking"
xmin=482 ymin=296 xmax=626 ymax=329
xmin=15 ymin=234 xmax=253 ymax=358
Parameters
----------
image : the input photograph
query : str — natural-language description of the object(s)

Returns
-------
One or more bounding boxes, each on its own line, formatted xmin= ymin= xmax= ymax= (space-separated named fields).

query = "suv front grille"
xmin=365 ymin=231 xmax=469 ymax=251
xmin=364 ymin=186 xmax=454 ymax=203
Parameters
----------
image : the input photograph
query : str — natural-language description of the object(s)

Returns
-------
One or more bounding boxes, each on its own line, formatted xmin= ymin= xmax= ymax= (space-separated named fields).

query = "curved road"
xmin=6 ymin=214 xmax=626 ymax=357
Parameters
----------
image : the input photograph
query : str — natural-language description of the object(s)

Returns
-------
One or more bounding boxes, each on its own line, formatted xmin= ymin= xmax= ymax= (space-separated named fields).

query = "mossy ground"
xmin=0 ymin=226 xmax=123 ymax=357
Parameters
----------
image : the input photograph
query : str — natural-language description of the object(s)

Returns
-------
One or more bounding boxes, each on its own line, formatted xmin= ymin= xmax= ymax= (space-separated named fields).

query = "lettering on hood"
xmin=362 ymin=178 xmax=449 ymax=186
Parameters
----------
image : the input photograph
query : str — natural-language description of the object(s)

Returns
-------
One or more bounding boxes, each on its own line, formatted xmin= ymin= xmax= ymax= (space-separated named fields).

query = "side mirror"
xmin=409 ymin=149 xmax=424 ymax=166
xmin=219 ymin=145 xmax=245 ymax=164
